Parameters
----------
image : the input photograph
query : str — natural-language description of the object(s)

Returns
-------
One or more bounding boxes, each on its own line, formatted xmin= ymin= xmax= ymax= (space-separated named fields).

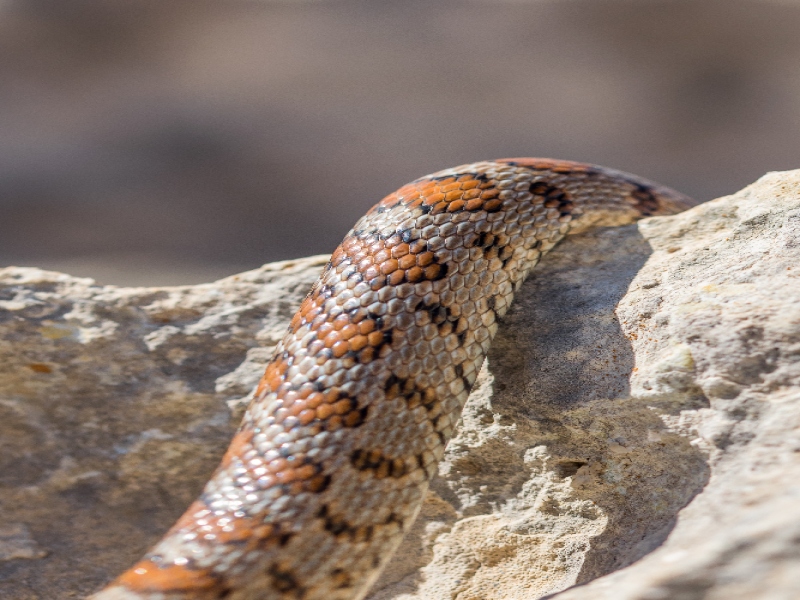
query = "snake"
xmin=89 ymin=159 xmax=694 ymax=600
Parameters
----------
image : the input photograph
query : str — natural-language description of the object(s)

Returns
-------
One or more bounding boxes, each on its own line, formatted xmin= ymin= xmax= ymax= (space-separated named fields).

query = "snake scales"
xmin=90 ymin=159 xmax=693 ymax=600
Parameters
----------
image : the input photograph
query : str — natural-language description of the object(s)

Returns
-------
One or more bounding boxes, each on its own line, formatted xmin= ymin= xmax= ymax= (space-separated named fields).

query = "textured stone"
xmin=1 ymin=170 xmax=799 ymax=599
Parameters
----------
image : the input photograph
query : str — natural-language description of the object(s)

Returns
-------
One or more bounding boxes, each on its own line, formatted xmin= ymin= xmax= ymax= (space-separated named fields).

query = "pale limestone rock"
xmin=1 ymin=170 xmax=798 ymax=599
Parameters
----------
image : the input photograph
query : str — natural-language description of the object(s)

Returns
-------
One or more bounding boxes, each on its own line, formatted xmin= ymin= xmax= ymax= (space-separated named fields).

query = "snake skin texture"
xmin=90 ymin=159 xmax=694 ymax=600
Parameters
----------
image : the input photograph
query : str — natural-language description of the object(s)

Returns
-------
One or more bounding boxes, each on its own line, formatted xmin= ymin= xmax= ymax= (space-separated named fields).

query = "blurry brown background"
xmin=1 ymin=0 xmax=799 ymax=286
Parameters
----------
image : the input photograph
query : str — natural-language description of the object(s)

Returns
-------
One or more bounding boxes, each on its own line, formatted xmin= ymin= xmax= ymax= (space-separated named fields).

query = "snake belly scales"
xmin=89 ymin=159 xmax=694 ymax=600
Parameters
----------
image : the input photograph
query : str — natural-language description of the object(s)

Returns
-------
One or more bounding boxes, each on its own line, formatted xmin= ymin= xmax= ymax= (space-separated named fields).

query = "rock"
xmin=1 ymin=170 xmax=799 ymax=599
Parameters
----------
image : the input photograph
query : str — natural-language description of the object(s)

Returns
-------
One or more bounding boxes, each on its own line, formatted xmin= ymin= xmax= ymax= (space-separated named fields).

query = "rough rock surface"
xmin=1 ymin=170 xmax=799 ymax=599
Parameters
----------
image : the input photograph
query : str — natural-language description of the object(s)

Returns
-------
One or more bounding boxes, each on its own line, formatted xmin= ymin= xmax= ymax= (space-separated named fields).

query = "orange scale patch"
xmin=398 ymin=254 xmax=416 ymax=270
xmin=387 ymin=270 xmax=405 ymax=286
xmin=447 ymin=199 xmax=466 ymax=212
xmin=275 ymin=470 xmax=300 ymax=485
xmin=339 ymin=324 xmax=357 ymax=340
xmin=373 ymin=249 xmax=391 ymax=263
xmin=301 ymin=304 xmax=322 ymax=322
xmin=348 ymin=308 xmax=368 ymax=324
xmin=190 ymin=508 xmax=276 ymax=547
xmin=267 ymin=457 xmax=290 ymax=473
xmin=423 ymin=264 xmax=446 ymax=280
xmin=330 ymin=247 xmax=348 ymax=267
xmin=315 ymin=403 xmax=336 ymax=420
xmin=295 ymin=384 xmax=315 ymax=400
xmin=358 ymin=346 xmax=377 ymax=363
xmin=298 ymin=409 xmax=317 ymax=426
xmin=425 ymin=192 xmax=446 ymax=205
xmin=305 ymin=392 xmax=325 ymax=409
xmin=322 ymin=332 xmax=339 ymax=348
xmin=349 ymin=335 xmax=368 ymax=352
xmin=406 ymin=267 xmax=424 ymax=283
xmin=380 ymin=259 xmax=399 ymax=275
xmin=333 ymin=399 xmax=355 ymax=415
xmin=332 ymin=314 xmax=350 ymax=330
xmin=316 ymin=322 xmax=334 ymax=338
xmin=464 ymin=198 xmax=483 ymax=211
xmin=358 ymin=320 xmax=376 ymax=335
xmin=218 ymin=429 xmax=255 ymax=469
xmin=331 ymin=341 xmax=350 ymax=358
xmin=391 ymin=243 xmax=410 ymax=258
xmin=257 ymin=359 xmax=289 ymax=396
xmin=498 ymin=157 xmax=591 ymax=173
xmin=409 ymin=238 xmax=427 ymax=253
xmin=118 ymin=560 xmax=221 ymax=594
xmin=367 ymin=330 xmax=385 ymax=346
xmin=363 ymin=266 xmax=381 ymax=280
xmin=416 ymin=252 xmax=434 ymax=267
xmin=431 ymin=201 xmax=449 ymax=214
xmin=483 ymin=199 xmax=503 ymax=212
xmin=289 ymin=313 xmax=304 ymax=332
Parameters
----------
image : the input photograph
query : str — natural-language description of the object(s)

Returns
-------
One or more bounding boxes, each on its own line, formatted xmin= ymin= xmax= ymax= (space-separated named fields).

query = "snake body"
xmin=91 ymin=159 xmax=693 ymax=600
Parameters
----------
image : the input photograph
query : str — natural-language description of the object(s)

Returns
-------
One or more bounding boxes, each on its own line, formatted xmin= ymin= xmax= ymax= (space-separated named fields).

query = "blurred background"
xmin=1 ymin=0 xmax=798 ymax=286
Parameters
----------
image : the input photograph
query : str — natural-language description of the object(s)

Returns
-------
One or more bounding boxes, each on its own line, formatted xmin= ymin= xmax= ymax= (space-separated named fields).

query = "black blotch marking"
xmin=431 ymin=262 xmax=449 ymax=281
xmin=269 ymin=566 xmax=304 ymax=595
xmin=483 ymin=199 xmax=503 ymax=213
xmin=452 ymin=363 xmax=473 ymax=395
xmin=530 ymin=182 xmax=575 ymax=215
xmin=527 ymin=239 xmax=542 ymax=251
xmin=350 ymin=448 xmax=414 ymax=478
xmin=498 ymin=245 xmax=515 ymax=268
xmin=384 ymin=254 xmax=449 ymax=286
xmin=330 ymin=568 xmax=354 ymax=590
xmin=384 ymin=375 xmax=440 ymax=415
xmin=366 ymin=312 xmax=386 ymax=330
xmin=346 ymin=305 xmax=364 ymax=319
xmin=433 ymin=428 xmax=447 ymax=447
xmin=631 ymin=184 xmax=660 ymax=216
xmin=319 ymin=505 xmax=353 ymax=538
xmin=473 ymin=231 xmax=512 ymax=261
xmin=317 ymin=505 xmax=395 ymax=543
xmin=305 ymin=394 xmax=369 ymax=433
xmin=415 ymin=299 xmax=453 ymax=330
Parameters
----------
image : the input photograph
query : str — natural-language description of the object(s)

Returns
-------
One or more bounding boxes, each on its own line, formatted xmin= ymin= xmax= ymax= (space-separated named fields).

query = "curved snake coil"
xmin=91 ymin=159 xmax=694 ymax=600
